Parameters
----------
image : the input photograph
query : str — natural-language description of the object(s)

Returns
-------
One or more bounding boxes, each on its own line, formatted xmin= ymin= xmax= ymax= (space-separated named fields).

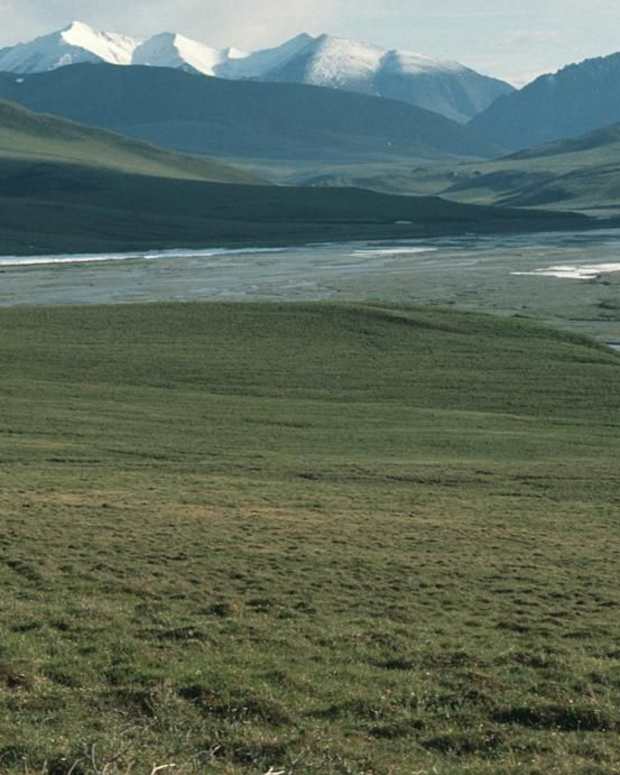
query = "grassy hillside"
xmin=257 ymin=122 xmax=620 ymax=214
xmin=440 ymin=124 xmax=620 ymax=211
xmin=0 ymin=158 xmax=586 ymax=256
xmin=0 ymin=301 xmax=619 ymax=773
xmin=0 ymin=99 xmax=260 ymax=185
xmin=0 ymin=63 xmax=502 ymax=161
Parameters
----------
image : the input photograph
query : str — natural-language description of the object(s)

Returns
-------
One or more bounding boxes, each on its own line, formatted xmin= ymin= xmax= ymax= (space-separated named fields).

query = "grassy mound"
xmin=0 ymin=302 xmax=618 ymax=773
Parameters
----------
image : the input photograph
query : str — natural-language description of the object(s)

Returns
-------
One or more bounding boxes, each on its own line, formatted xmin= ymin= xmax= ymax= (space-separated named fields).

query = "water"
xmin=0 ymin=246 xmax=289 ymax=268
xmin=1 ymin=228 xmax=619 ymax=342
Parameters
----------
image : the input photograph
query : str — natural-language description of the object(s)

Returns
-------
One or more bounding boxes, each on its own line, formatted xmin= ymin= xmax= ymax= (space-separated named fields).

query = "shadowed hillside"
xmin=0 ymin=99 xmax=260 ymax=184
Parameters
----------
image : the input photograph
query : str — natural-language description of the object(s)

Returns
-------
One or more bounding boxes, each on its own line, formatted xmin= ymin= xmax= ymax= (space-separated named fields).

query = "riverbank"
xmin=2 ymin=230 xmax=620 ymax=343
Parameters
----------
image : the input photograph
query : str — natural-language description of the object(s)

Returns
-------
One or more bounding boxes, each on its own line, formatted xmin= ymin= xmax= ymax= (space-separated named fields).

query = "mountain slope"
xmin=0 ymin=63 xmax=503 ymax=162
xmin=224 ymin=33 xmax=513 ymax=123
xmin=471 ymin=52 xmax=620 ymax=151
xmin=0 ymin=99 xmax=260 ymax=184
xmin=221 ymin=34 xmax=314 ymax=80
xmin=0 ymin=23 xmax=514 ymax=122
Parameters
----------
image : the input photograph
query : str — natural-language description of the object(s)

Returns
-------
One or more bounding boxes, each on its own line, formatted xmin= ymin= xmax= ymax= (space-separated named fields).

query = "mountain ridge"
xmin=470 ymin=51 xmax=620 ymax=150
xmin=0 ymin=63 xmax=504 ymax=162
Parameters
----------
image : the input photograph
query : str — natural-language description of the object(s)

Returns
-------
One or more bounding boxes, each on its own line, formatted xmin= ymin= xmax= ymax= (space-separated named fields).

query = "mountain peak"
xmin=132 ymin=32 xmax=232 ymax=75
xmin=289 ymin=32 xmax=316 ymax=45
xmin=59 ymin=20 xmax=138 ymax=65
xmin=61 ymin=20 xmax=95 ymax=34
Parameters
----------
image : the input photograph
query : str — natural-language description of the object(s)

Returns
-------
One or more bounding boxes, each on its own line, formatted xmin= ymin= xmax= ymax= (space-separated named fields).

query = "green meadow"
xmin=1 ymin=301 xmax=619 ymax=774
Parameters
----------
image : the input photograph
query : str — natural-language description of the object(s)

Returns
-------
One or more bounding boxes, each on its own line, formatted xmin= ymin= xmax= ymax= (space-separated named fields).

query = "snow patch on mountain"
xmin=217 ymin=33 xmax=466 ymax=88
xmin=301 ymin=35 xmax=385 ymax=89
xmin=294 ymin=35 xmax=467 ymax=90
xmin=218 ymin=33 xmax=314 ymax=79
xmin=382 ymin=49 xmax=466 ymax=76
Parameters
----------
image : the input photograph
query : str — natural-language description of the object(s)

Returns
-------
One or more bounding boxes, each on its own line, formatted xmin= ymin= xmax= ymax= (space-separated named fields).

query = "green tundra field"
xmin=1 ymin=301 xmax=619 ymax=774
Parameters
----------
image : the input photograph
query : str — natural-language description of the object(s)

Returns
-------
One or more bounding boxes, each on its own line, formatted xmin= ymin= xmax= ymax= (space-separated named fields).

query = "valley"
xmin=240 ymin=121 xmax=620 ymax=215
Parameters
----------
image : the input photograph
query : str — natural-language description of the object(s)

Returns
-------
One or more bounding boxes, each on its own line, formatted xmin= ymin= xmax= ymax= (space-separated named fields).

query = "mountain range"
xmin=0 ymin=22 xmax=514 ymax=123
xmin=0 ymin=63 xmax=501 ymax=162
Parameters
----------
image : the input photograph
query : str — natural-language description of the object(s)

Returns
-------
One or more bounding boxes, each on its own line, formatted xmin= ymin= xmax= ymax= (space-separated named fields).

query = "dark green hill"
xmin=0 ymin=63 xmax=502 ymax=161
xmin=0 ymin=155 xmax=587 ymax=256
xmin=470 ymin=52 xmax=620 ymax=151
xmin=0 ymin=99 xmax=260 ymax=184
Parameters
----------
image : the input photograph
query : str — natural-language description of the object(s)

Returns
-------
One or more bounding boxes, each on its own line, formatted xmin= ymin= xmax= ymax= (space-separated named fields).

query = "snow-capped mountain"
xmin=132 ymin=33 xmax=246 ymax=76
xmin=222 ymin=34 xmax=514 ymax=123
xmin=217 ymin=33 xmax=315 ymax=80
xmin=0 ymin=21 xmax=138 ymax=73
xmin=0 ymin=23 xmax=514 ymax=122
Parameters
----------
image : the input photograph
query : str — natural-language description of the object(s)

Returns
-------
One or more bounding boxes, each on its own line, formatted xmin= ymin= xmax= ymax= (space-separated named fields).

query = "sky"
xmin=0 ymin=0 xmax=619 ymax=86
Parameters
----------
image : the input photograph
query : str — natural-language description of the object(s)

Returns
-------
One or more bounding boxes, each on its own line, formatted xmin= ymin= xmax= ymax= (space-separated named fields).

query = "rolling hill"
xmin=255 ymin=121 xmax=620 ymax=214
xmin=0 ymin=63 xmax=503 ymax=162
xmin=0 ymin=99 xmax=260 ymax=184
xmin=0 ymin=22 xmax=514 ymax=122
xmin=470 ymin=51 xmax=620 ymax=151
xmin=0 ymin=156 xmax=586 ymax=257
xmin=440 ymin=122 xmax=620 ymax=211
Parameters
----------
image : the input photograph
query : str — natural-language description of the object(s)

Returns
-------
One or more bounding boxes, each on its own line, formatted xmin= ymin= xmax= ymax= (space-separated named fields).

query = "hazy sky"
xmin=1 ymin=0 xmax=619 ymax=85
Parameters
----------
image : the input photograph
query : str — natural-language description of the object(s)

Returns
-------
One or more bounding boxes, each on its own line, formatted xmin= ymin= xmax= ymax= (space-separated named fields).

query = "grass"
xmin=0 ymin=99 xmax=260 ymax=185
xmin=238 ymin=123 xmax=620 ymax=215
xmin=0 ymin=159 xmax=587 ymax=257
xmin=0 ymin=301 xmax=619 ymax=773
